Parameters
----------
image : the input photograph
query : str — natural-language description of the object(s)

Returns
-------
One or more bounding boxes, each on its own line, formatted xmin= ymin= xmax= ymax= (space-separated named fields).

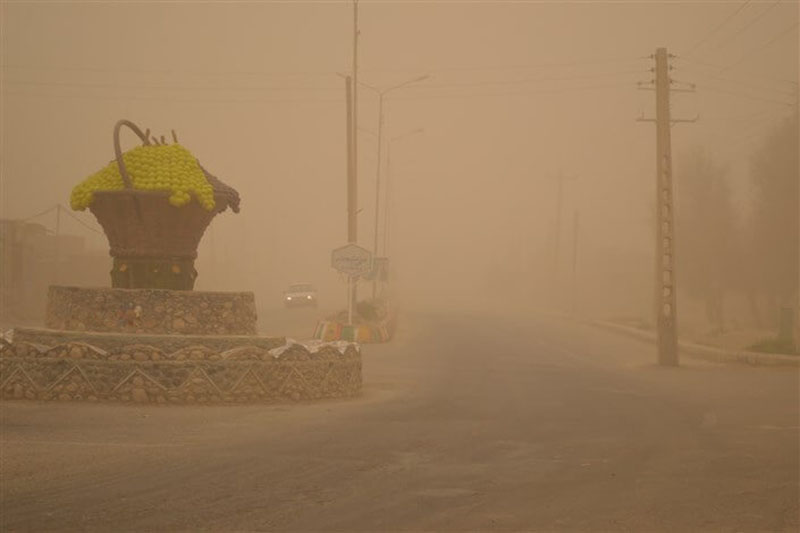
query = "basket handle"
xmin=113 ymin=119 xmax=151 ymax=190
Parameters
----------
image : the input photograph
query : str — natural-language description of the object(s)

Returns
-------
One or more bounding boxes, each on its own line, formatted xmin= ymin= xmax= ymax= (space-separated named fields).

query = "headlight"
xmin=286 ymin=296 xmax=292 ymax=300
xmin=307 ymin=295 xmax=312 ymax=300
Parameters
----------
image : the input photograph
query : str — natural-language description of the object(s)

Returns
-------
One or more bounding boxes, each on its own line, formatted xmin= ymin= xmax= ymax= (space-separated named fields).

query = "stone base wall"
xmin=46 ymin=286 xmax=257 ymax=336
xmin=1 ymin=338 xmax=361 ymax=404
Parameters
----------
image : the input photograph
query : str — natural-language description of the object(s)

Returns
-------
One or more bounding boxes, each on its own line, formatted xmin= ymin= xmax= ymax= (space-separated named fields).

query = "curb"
xmin=313 ymin=317 xmax=396 ymax=344
xmin=589 ymin=320 xmax=799 ymax=368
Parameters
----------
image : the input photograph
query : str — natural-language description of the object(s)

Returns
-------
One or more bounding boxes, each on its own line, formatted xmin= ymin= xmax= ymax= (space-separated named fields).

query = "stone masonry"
xmin=46 ymin=286 xmax=257 ymax=336
xmin=4 ymin=284 xmax=363 ymax=404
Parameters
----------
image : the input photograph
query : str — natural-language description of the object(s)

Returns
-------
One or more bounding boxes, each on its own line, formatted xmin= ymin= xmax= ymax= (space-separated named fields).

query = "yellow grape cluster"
xmin=70 ymin=144 xmax=216 ymax=211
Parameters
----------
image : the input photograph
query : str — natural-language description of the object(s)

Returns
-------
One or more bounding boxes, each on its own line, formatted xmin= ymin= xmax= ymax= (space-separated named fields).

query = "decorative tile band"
xmin=12 ymin=327 xmax=284 ymax=353
xmin=0 ymin=338 xmax=361 ymax=404
xmin=313 ymin=317 xmax=396 ymax=343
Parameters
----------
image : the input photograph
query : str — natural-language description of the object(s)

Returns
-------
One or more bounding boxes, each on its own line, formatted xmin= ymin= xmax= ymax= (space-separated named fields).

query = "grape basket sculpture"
xmin=76 ymin=119 xmax=240 ymax=290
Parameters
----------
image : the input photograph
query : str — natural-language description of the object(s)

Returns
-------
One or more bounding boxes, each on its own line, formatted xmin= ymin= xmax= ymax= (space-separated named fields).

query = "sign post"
xmin=331 ymin=244 xmax=373 ymax=325
xmin=347 ymin=276 xmax=353 ymax=325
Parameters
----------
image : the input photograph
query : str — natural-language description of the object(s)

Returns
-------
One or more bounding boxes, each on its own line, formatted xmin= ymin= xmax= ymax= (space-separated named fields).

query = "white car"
xmin=284 ymin=283 xmax=318 ymax=308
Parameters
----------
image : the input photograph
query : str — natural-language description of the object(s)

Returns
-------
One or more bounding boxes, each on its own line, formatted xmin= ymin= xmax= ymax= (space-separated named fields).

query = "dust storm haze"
xmin=2 ymin=1 xmax=798 ymax=324
xmin=1 ymin=1 xmax=799 ymax=531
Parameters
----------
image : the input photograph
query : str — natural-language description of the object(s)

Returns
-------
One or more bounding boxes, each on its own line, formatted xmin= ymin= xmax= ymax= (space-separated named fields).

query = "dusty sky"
xmin=1 ymin=0 xmax=797 ymax=310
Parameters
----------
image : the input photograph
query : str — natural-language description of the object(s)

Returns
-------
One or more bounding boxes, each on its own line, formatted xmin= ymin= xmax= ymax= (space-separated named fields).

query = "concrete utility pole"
xmin=637 ymin=47 xmax=697 ymax=366
xmin=345 ymin=76 xmax=357 ymax=321
xmin=653 ymin=47 xmax=678 ymax=366
xmin=351 ymin=0 xmax=360 ymax=312
xmin=345 ymin=76 xmax=356 ymax=244
xmin=792 ymin=86 xmax=799 ymax=350
xmin=383 ymin=128 xmax=424 ymax=258
xmin=352 ymin=0 xmax=359 ymax=206
xmin=372 ymin=92 xmax=385 ymax=298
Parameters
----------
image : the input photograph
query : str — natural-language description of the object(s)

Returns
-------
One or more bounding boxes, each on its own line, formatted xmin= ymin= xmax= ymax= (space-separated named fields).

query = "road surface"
xmin=1 ymin=310 xmax=798 ymax=531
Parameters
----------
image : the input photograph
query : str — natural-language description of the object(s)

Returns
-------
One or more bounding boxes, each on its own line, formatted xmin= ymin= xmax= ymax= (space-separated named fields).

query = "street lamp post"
xmin=383 ymin=128 xmax=424 ymax=258
xmin=360 ymin=74 xmax=429 ymax=299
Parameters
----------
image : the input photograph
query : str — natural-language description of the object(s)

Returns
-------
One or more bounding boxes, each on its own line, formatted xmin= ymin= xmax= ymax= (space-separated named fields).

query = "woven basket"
xmin=89 ymin=189 xmax=228 ymax=260
xmin=87 ymin=120 xmax=239 ymax=289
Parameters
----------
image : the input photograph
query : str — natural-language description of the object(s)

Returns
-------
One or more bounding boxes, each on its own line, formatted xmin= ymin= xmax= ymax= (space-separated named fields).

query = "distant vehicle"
xmin=284 ymin=282 xmax=318 ymax=308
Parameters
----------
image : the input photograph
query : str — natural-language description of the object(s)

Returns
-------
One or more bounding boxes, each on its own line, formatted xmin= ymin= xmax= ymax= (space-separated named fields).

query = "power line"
xmin=675 ymin=56 xmax=730 ymax=71
xmin=421 ymin=70 xmax=644 ymax=90
xmin=675 ymin=65 xmax=797 ymax=97
xmin=722 ymin=21 xmax=800 ymax=72
xmin=18 ymin=204 xmax=103 ymax=235
xmin=4 ymin=56 xmax=643 ymax=80
xmin=683 ymin=0 xmax=752 ymax=56
xmin=3 ymin=89 xmax=344 ymax=106
xmin=675 ymin=56 xmax=798 ymax=87
xmin=2 ymin=63 xmax=340 ymax=78
xmin=4 ymin=78 xmax=343 ymax=92
xmin=359 ymin=57 xmax=644 ymax=74
xmin=20 ymin=205 xmax=58 ymax=223
xmin=393 ymin=82 xmax=637 ymax=102
xmin=59 ymin=206 xmax=104 ymax=235
xmin=695 ymin=83 xmax=795 ymax=106
xmin=6 ymin=78 xmax=639 ymax=105
xmin=703 ymin=0 xmax=783 ymax=53
xmin=5 ymin=67 xmax=642 ymax=93
xmin=702 ymin=108 xmax=794 ymax=123
xmin=6 ymin=85 xmax=633 ymax=106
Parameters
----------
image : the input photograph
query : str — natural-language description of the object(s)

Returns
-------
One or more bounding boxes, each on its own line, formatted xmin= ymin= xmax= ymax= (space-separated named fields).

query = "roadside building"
xmin=0 ymin=219 xmax=107 ymax=323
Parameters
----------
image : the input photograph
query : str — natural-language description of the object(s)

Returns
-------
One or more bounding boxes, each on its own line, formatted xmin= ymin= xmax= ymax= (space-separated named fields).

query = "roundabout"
xmin=1 ymin=119 xmax=362 ymax=405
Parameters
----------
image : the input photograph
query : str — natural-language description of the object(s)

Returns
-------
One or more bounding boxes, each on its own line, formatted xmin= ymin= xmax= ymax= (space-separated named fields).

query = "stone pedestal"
xmin=46 ymin=286 xmax=257 ymax=336
xmin=1 ymin=286 xmax=362 ymax=404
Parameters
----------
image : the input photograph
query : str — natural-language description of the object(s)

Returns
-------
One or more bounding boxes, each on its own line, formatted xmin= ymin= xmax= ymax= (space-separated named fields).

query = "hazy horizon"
xmin=2 ymin=0 xmax=797 ymax=318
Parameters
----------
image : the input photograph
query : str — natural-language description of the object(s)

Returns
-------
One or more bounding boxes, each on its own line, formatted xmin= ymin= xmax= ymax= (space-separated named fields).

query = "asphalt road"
xmin=1 ymin=310 xmax=798 ymax=532
xmin=257 ymin=305 xmax=336 ymax=339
